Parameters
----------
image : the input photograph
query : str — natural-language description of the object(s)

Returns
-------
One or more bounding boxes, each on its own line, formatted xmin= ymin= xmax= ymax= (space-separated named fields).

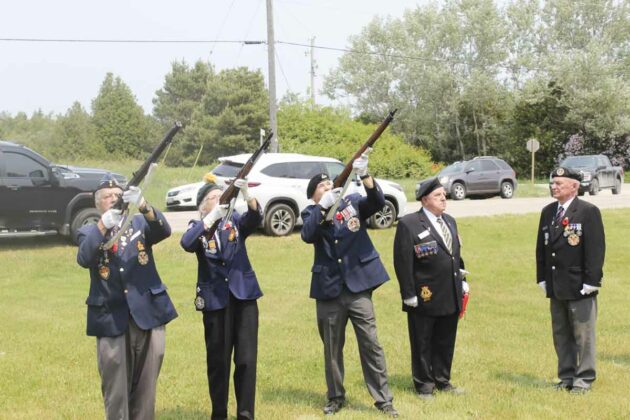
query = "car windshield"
xmin=212 ymin=161 xmax=243 ymax=177
xmin=561 ymin=156 xmax=596 ymax=167
xmin=439 ymin=162 xmax=465 ymax=175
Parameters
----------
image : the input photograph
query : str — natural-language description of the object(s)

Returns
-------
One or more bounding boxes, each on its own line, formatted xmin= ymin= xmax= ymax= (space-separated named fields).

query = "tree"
xmin=49 ymin=102 xmax=102 ymax=160
xmin=92 ymin=73 xmax=149 ymax=159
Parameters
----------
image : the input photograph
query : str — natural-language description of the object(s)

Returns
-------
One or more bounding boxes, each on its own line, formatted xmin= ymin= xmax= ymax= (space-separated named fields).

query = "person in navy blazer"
xmin=180 ymin=173 xmax=262 ymax=420
xmin=77 ymin=175 xmax=177 ymax=420
xmin=393 ymin=177 xmax=466 ymax=399
xmin=301 ymin=153 xmax=398 ymax=418
xmin=536 ymin=167 xmax=605 ymax=393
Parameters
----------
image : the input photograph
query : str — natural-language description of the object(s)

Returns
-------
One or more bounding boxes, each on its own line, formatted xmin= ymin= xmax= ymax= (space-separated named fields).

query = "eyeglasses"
xmin=317 ymin=180 xmax=333 ymax=189
xmin=101 ymin=192 xmax=122 ymax=201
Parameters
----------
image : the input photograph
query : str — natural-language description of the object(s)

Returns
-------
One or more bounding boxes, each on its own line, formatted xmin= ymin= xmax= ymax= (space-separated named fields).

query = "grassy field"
xmin=1 ymin=209 xmax=629 ymax=419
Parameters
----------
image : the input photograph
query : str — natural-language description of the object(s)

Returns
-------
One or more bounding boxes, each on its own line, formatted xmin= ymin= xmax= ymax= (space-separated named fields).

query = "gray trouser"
xmin=550 ymin=296 xmax=597 ymax=389
xmin=97 ymin=319 xmax=166 ymax=420
xmin=316 ymin=288 xmax=393 ymax=406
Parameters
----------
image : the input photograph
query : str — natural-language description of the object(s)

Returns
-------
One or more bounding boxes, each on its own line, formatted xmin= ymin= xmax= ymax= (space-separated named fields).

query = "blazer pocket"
xmin=568 ymin=266 xmax=582 ymax=273
xmin=85 ymin=296 xmax=106 ymax=306
xmin=150 ymin=283 xmax=168 ymax=295
xmin=359 ymin=251 xmax=380 ymax=264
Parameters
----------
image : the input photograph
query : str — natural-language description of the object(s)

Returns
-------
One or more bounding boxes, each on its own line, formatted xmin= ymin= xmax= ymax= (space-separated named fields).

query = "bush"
xmin=278 ymin=103 xmax=434 ymax=179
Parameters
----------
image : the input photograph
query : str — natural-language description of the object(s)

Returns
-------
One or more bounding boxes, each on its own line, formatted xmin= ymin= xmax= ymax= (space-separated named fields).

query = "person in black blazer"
xmin=180 ymin=173 xmax=263 ymax=420
xmin=77 ymin=175 xmax=178 ymax=420
xmin=536 ymin=167 xmax=605 ymax=394
xmin=393 ymin=177 xmax=466 ymax=399
xmin=301 ymin=153 xmax=398 ymax=417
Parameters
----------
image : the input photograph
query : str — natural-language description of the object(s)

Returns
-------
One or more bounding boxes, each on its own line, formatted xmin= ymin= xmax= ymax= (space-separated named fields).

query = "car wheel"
xmin=264 ymin=203 xmax=296 ymax=236
xmin=500 ymin=181 xmax=514 ymax=199
xmin=452 ymin=182 xmax=466 ymax=200
xmin=612 ymin=177 xmax=622 ymax=195
xmin=578 ymin=190 xmax=585 ymax=196
xmin=369 ymin=200 xmax=397 ymax=230
xmin=70 ymin=207 xmax=101 ymax=244
xmin=589 ymin=178 xmax=599 ymax=195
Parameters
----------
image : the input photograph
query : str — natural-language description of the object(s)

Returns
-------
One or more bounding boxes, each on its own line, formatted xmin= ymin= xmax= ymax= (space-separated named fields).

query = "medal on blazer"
xmin=137 ymin=241 xmax=149 ymax=265
xmin=98 ymin=264 xmax=110 ymax=280
xmin=228 ymin=228 xmax=237 ymax=242
xmin=207 ymin=238 xmax=217 ymax=254
xmin=194 ymin=296 xmax=205 ymax=310
xmin=420 ymin=286 xmax=432 ymax=302
xmin=568 ymin=233 xmax=580 ymax=246
xmin=98 ymin=251 xmax=110 ymax=280
xmin=347 ymin=217 xmax=360 ymax=232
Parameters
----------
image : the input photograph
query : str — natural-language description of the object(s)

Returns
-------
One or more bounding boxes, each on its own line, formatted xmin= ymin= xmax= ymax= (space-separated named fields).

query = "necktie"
xmin=437 ymin=217 xmax=452 ymax=253
xmin=555 ymin=206 xmax=565 ymax=226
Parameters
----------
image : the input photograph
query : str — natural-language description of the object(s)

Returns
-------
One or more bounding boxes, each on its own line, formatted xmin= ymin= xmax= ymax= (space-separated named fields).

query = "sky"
xmin=0 ymin=0 xmax=423 ymax=116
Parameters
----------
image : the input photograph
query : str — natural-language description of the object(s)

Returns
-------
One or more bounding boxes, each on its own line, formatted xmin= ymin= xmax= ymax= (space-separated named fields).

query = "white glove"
xmin=234 ymin=178 xmax=252 ymax=201
xmin=203 ymin=204 xmax=229 ymax=228
xmin=101 ymin=209 xmax=122 ymax=230
xmin=538 ymin=281 xmax=547 ymax=292
xmin=462 ymin=281 xmax=470 ymax=294
xmin=122 ymin=186 xmax=144 ymax=207
xmin=403 ymin=296 xmax=418 ymax=308
xmin=352 ymin=151 xmax=370 ymax=177
xmin=319 ymin=187 xmax=342 ymax=210
xmin=580 ymin=284 xmax=600 ymax=295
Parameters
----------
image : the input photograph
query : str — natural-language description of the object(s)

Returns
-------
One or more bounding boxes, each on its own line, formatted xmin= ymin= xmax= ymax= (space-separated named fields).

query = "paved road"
xmin=163 ymin=184 xmax=630 ymax=232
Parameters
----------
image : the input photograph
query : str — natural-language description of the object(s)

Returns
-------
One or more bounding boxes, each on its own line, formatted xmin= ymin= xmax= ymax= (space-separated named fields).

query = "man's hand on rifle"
xmin=319 ymin=188 xmax=343 ymax=210
xmin=101 ymin=209 xmax=122 ymax=230
xmin=352 ymin=148 xmax=371 ymax=178
xmin=203 ymin=204 xmax=229 ymax=230
xmin=123 ymin=186 xmax=145 ymax=208
xmin=234 ymin=178 xmax=252 ymax=202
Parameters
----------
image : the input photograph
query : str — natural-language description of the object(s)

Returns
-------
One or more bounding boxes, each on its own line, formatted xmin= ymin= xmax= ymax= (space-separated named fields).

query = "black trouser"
xmin=203 ymin=293 xmax=258 ymax=420
xmin=407 ymin=311 xmax=459 ymax=394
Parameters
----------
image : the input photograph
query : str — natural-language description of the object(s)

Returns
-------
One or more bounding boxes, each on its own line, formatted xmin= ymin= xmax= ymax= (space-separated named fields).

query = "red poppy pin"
xmin=336 ymin=212 xmax=343 ymax=221
xmin=561 ymin=217 xmax=569 ymax=226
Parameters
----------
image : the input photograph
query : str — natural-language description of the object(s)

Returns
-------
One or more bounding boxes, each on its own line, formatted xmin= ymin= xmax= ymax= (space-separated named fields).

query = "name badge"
xmin=418 ymin=230 xmax=430 ymax=240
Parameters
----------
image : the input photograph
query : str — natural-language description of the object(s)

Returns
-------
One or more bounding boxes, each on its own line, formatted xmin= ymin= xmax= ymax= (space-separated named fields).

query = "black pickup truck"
xmin=559 ymin=154 xmax=624 ymax=195
xmin=0 ymin=141 xmax=126 ymax=243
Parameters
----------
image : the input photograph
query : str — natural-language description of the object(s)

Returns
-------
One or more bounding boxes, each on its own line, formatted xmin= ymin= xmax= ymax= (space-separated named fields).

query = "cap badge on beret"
xmin=556 ymin=168 xmax=564 ymax=176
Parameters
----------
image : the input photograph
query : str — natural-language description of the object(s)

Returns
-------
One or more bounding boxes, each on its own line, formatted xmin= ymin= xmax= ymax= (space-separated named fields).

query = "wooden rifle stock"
xmin=332 ymin=109 xmax=397 ymax=189
xmin=206 ymin=131 xmax=274 ymax=237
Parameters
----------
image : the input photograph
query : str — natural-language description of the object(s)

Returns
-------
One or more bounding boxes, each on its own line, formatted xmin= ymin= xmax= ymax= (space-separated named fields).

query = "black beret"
xmin=95 ymin=173 xmax=123 ymax=193
xmin=196 ymin=173 xmax=223 ymax=206
xmin=551 ymin=167 xmax=582 ymax=182
xmin=307 ymin=173 xmax=330 ymax=199
xmin=416 ymin=177 xmax=443 ymax=201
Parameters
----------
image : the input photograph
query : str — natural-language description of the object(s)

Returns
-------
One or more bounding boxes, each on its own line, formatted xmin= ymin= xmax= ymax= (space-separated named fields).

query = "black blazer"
xmin=393 ymin=209 xmax=464 ymax=316
xmin=536 ymin=197 xmax=605 ymax=300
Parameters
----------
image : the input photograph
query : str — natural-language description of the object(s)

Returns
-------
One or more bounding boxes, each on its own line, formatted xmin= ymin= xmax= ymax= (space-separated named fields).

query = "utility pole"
xmin=266 ymin=0 xmax=278 ymax=152
xmin=310 ymin=37 xmax=316 ymax=104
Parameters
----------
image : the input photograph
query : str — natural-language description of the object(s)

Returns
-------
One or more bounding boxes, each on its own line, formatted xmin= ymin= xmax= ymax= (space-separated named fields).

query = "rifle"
xmin=324 ymin=109 xmax=397 ymax=221
xmin=206 ymin=131 xmax=274 ymax=238
xmin=103 ymin=121 xmax=182 ymax=249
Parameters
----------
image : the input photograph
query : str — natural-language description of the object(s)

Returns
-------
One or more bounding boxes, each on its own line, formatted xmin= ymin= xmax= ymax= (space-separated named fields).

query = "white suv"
xmin=165 ymin=153 xmax=407 ymax=236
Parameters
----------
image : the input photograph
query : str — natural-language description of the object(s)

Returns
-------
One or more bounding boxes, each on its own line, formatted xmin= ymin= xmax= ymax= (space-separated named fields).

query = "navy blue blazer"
xmin=301 ymin=182 xmax=390 ymax=300
xmin=180 ymin=204 xmax=263 ymax=312
xmin=77 ymin=209 xmax=178 ymax=338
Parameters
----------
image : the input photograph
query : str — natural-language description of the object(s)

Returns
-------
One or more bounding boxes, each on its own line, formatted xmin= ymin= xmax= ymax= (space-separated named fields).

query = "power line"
xmin=0 ymin=38 xmax=259 ymax=44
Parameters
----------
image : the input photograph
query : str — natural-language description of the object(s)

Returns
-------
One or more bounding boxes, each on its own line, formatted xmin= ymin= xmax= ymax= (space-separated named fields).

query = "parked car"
xmin=165 ymin=153 xmax=407 ymax=236
xmin=556 ymin=155 xmax=624 ymax=195
xmin=417 ymin=156 xmax=517 ymax=200
xmin=0 ymin=140 xmax=126 ymax=243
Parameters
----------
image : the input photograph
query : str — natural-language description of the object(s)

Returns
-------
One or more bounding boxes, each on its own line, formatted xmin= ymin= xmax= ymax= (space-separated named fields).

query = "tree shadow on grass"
xmin=387 ymin=373 xmax=415 ymax=394
xmin=260 ymin=386 xmax=376 ymax=414
xmin=493 ymin=371 xmax=549 ymax=389
xmin=600 ymin=353 xmax=630 ymax=367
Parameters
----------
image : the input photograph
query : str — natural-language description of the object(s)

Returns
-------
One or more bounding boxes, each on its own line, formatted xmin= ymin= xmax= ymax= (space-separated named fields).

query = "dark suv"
xmin=418 ymin=156 xmax=517 ymax=200
xmin=0 ymin=141 xmax=126 ymax=243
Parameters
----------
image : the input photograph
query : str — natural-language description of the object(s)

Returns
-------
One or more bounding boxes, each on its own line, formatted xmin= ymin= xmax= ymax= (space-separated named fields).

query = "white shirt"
xmin=422 ymin=208 xmax=450 ymax=244
xmin=554 ymin=196 xmax=575 ymax=225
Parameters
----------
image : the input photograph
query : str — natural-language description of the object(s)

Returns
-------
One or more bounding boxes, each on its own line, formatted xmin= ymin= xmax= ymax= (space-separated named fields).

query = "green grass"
xmin=1 ymin=210 xmax=629 ymax=418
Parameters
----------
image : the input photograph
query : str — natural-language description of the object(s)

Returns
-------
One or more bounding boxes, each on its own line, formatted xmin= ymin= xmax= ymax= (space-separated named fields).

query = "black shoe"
xmin=377 ymin=403 xmax=399 ymax=418
xmin=438 ymin=384 xmax=465 ymax=395
xmin=323 ymin=398 xmax=345 ymax=415
xmin=416 ymin=392 xmax=435 ymax=401
xmin=553 ymin=382 xmax=572 ymax=391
